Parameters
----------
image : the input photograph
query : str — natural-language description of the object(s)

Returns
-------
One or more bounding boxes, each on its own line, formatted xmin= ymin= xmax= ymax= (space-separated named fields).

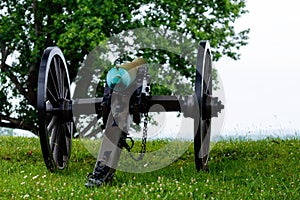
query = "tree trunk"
xmin=0 ymin=115 xmax=38 ymax=134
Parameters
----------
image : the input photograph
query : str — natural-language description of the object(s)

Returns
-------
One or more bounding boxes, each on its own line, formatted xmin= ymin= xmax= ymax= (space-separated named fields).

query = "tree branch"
xmin=1 ymin=41 xmax=34 ymax=105
xmin=1 ymin=40 xmax=10 ymax=68
xmin=0 ymin=114 xmax=38 ymax=134
xmin=1 ymin=63 xmax=28 ymax=97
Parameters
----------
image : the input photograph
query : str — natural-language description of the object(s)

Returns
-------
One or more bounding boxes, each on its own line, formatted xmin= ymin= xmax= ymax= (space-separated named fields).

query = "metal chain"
xmin=139 ymin=66 xmax=150 ymax=160
xmin=128 ymin=66 xmax=150 ymax=161
xmin=128 ymin=112 xmax=148 ymax=161
xmin=140 ymin=112 xmax=148 ymax=156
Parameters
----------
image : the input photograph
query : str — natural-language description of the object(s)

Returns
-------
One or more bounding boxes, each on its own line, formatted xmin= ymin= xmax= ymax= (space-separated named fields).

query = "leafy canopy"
xmin=0 ymin=0 xmax=249 ymax=133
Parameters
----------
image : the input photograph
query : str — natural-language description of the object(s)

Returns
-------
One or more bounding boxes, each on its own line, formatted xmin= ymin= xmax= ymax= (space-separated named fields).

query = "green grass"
xmin=0 ymin=136 xmax=299 ymax=199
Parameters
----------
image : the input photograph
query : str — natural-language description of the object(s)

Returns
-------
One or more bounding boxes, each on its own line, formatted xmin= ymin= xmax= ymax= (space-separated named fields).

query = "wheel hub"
xmin=203 ymin=94 xmax=224 ymax=120
xmin=57 ymin=98 xmax=73 ymax=123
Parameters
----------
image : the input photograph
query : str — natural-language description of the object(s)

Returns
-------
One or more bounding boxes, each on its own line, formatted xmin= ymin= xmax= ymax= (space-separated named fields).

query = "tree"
xmin=0 ymin=0 xmax=249 ymax=134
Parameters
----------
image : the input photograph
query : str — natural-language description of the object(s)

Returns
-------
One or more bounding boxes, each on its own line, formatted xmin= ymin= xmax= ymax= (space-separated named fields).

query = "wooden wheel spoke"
xmin=53 ymin=56 xmax=63 ymax=98
xmin=66 ymin=126 xmax=72 ymax=155
xmin=203 ymin=120 xmax=211 ymax=151
xmin=64 ymin=87 xmax=69 ymax=99
xmin=50 ymin=122 xmax=59 ymax=152
xmin=204 ymin=74 xmax=212 ymax=94
xmin=60 ymin=63 xmax=66 ymax=97
xmin=56 ymin=56 xmax=64 ymax=96
xmin=52 ymin=123 xmax=61 ymax=158
xmin=60 ymin=125 xmax=68 ymax=155
xmin=204 ymin=53 xmax=212 ymax=94
xmin=49 ymin=65 xmax=60 ymax=100
xmin=47 ymin=115 xmax=57 ymax=132
xmin=64 ymin=122 xmax=72 ymax=138
xmin=58 ymin=124 xmax=68 ymax=166
xmin=47 ymin=88 xmax=59 ymax=107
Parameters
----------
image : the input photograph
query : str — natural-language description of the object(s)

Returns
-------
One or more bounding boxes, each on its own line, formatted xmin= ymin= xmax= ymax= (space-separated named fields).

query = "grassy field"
xmin=0 ymin=136 xmax=299 ymax=199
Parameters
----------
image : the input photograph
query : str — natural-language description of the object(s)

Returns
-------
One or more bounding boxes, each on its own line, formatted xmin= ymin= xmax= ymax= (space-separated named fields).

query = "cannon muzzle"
xmin=106 ymin=58 xmax=147 ymax=91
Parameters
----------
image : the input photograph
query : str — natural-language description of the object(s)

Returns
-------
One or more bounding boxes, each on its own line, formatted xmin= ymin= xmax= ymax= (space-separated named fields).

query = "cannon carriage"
xmin=37 ymin=40 xmax=224 ymax=175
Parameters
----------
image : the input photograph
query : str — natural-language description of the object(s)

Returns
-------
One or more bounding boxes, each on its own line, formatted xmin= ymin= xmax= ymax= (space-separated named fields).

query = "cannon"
xmin=37 ymin=41 xmax=224 ymax=175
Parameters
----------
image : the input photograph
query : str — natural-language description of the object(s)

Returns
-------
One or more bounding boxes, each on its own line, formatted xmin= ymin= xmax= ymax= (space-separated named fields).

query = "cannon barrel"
xmin=106 ymin=58 xmax=147 ymax=90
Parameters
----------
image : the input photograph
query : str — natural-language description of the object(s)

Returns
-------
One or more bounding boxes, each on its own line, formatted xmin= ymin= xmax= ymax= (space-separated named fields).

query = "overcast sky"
xmin=216 ymin=0 xmax=300 ymax=133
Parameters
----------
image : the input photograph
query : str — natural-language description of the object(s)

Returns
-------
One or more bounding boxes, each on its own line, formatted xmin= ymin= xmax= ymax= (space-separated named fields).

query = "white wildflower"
xmin=32 ymin=175 xmax=39 ymax=180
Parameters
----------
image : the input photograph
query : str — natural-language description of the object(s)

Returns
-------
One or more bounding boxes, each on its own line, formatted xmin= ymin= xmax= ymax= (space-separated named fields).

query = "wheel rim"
xmin=194 ymin=41 xmax=212 ymax=171
xmin=37 ymin=47 xmax=73 ymax=171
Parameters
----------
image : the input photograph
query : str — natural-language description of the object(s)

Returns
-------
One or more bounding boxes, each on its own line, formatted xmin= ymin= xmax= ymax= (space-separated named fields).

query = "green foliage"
xmin=0 ymin=0 xmax=249 ymax=133
xmin=0 ymin=137 xmax=299 ymax=199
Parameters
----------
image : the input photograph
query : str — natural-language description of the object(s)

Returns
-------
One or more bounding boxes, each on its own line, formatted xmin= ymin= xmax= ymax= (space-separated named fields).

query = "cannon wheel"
xmin=194 ymin=41 xmax=212 ymax=171
xmin=37 ymin=47 xmax=73 ymax=171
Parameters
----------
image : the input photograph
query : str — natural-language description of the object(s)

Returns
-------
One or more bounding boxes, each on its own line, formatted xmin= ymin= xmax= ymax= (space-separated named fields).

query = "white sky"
xmin=216 ymin=0 xmax=300 ymax=132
